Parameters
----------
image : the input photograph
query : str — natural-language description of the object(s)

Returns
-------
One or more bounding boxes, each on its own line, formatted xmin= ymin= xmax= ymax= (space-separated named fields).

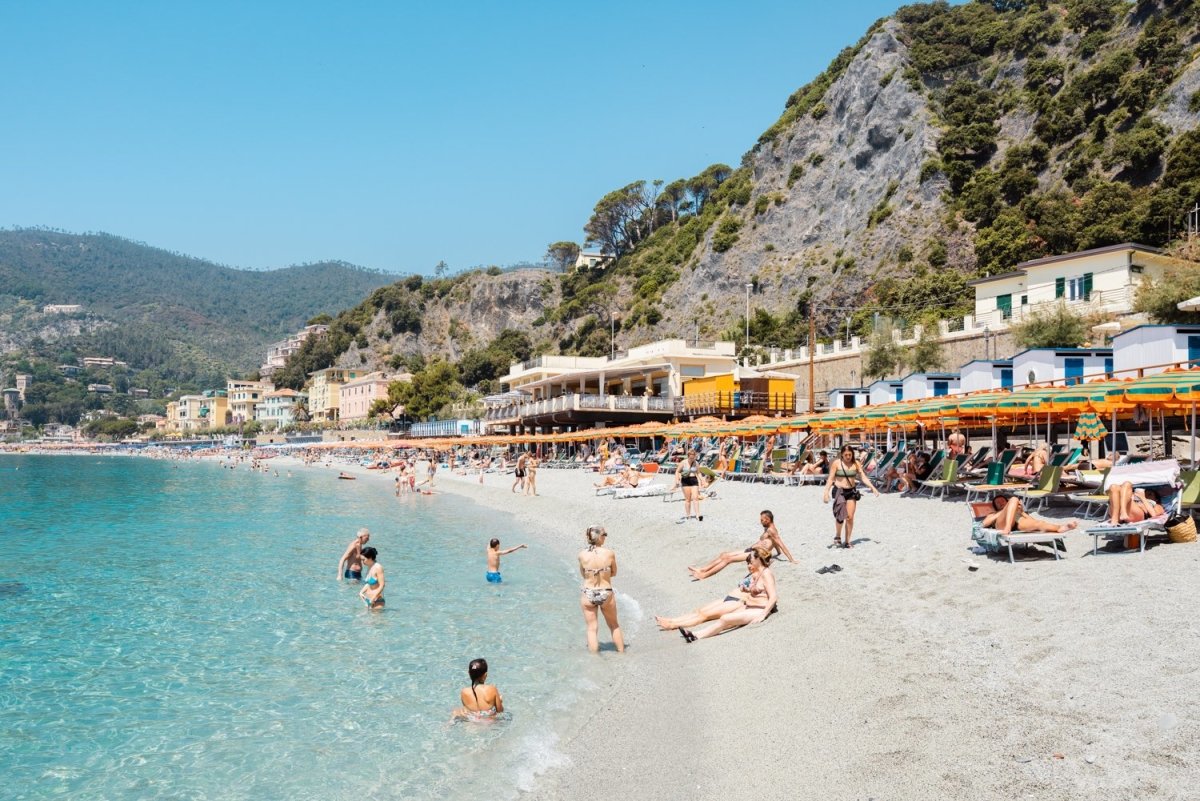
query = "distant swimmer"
xmin=486 ymin=538 xmax=527 ymax=583
xmin=337 ymin=528 xmax=370 ymax=580
xmin=453 ymin=658 xmax=503 ymax=721
xmin=338 ymin=472 xmax=356 ymax=480
xmin=358 ymin=547 xmax=385 ymax=609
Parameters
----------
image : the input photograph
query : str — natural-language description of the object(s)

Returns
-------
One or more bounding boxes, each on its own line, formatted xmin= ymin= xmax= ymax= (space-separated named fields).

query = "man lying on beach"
xmin=486 ymin=538 xmax=527 ymax=583
xmin=688 ymin=510 xmax=794 ymax=580
xmin=337 ymin=528 xmax=370 ymax=580
xmin=982 ymin=494 xmax=1077 ymax=536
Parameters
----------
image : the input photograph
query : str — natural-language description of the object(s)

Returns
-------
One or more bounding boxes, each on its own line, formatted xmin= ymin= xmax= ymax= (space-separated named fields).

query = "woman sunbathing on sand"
xmin=688 ymin=510 xmax=794 ymax=580
xmin=674 ymin=546 xmax=778 ymax=643
xmin=1016 ymin=444 xmax=1049 ymax=477
xmin=982 ymin=494 xmax=1077 ymax=536
xmin=594 ymin=467 xmax=642 ymax=489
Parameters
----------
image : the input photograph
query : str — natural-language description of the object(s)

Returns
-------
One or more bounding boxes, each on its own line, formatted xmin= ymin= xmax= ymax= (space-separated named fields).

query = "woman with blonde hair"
xmin=578 ymin=525 xmax=624 ymax=654
xmin=677 ymin=545 xmax=777 ymax=642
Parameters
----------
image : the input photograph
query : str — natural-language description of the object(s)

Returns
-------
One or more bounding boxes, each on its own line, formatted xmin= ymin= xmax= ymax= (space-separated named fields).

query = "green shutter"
xmin=997 ymin=294 xmax=1012 ymax=319
xmin=1082 ymin=272 xmax=1093 ymax=300
xmin=1055 ymin=277 xmax=1065 ymax=298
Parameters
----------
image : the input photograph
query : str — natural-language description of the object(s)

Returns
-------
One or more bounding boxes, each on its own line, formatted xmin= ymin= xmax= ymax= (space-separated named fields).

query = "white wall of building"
xmin=957 ymin=360 xmax=1013 ymax=394
xmin=1011 ymin=349 xmax=1111 ymax=386
xmin=1112 ymin=325 xmax=1200 ymax=377
xmin=868 ymin=380 xmax=903 ymax=406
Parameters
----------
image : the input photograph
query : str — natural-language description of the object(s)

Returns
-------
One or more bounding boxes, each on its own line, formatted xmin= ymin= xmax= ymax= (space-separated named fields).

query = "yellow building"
xmin=683 ymin=368 xmax=797 ymax=417
xmin=306 ymin=367 xmax=365 ymax=423
xmin=227 ymin=379 xmax=274 ymax=423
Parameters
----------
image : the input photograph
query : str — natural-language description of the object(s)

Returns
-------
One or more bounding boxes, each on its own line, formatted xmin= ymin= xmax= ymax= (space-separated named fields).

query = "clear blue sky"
xmin=1 ymin=1 xmax=913 ymax=275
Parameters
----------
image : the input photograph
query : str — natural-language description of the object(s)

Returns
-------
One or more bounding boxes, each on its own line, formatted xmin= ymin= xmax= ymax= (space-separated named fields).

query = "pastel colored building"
xmin=1111 ymin=324 xmax=1200 ymax=378
xmin=338 ymin=372 xmax=411 ymax=423
xmin=681 ymin=367 xmax=797 ymax=417
xmin=227 ymin=379 xmax=274 ymax=423
xmin=956 ymin=360 xmax=1014 ymax=394
xmin=256 ymin=389 xmax=307 ymax=428
xmin=1011 ymin=348 xmax=1112 ymax=387
xmin=261 ymin=324 xmax=329 ymax=378
xmin=306 ymin=367 xmax=366 ymax=423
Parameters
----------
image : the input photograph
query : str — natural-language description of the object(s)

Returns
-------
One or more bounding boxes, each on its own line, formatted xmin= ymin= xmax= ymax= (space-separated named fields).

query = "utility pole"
xmin=744 ymin=282 xmax=752 ymax=353
xmin=808 ymin=311 xmax=816 ymax=413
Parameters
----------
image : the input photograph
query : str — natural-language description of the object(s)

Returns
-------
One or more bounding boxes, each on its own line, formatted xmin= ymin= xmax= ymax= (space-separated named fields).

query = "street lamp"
xmin=744 ymin=282 xmax=752 ymax=351
xmin=983 ymin=325 xmax=990 ymax=360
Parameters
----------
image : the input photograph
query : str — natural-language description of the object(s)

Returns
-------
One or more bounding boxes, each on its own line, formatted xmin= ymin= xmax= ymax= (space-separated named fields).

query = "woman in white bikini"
xmin=677 ymin=545 xmax=777 ymax=642
xmin=577 ymin=526 xmax=625 ymax=654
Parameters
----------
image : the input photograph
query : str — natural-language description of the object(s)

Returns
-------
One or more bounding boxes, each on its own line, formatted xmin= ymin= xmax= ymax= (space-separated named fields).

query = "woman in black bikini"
xmin=674 ymin=449 xmax=703 ymax=522
xmin=984 ymin=494 xmax=1078 ymax=536
xmin=823 ymin=444 xmax=880 ymax=548
xmin=577 ymin=526 xmax=624 ymax=654
xmin=676 ymin=545 xmax=777 ymax=642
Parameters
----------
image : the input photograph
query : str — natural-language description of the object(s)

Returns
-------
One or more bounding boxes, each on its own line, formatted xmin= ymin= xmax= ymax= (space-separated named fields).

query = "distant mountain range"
xmin=0 ymin=228 xmax=396 ymax=383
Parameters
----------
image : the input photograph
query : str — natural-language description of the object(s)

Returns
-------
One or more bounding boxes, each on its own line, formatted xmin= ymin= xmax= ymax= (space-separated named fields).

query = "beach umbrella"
xmin=1073 ymin=411 xmax=1108 ymax=442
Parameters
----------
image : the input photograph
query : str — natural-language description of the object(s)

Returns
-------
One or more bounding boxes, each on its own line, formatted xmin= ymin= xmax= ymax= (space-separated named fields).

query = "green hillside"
xmin=0 ymin=228 xmax=395 ymax=383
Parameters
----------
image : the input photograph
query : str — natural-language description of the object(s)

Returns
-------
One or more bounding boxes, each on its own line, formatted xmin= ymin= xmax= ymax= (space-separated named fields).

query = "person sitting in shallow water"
xmin=453 ymin=657 xmax=504 ymax=721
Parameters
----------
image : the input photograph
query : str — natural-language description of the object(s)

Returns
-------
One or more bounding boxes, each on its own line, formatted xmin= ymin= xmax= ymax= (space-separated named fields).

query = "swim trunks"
xmin=486 ymin=571 xmax=502 ymax=583
xmin=344 ymin=569 xmax=362 ymax=580
xmin=681 ymin=476 xmax=700 ymax=487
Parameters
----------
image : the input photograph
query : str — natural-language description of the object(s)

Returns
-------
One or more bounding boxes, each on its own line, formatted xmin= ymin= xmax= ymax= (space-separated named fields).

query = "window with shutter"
xmin=997 ymin=294 xmax=1012 ymax=319
xmin=1055 ymin=277 xmax=1065 ymax=298
xmin=1082 ymin=272 xmax=1093 ymax=300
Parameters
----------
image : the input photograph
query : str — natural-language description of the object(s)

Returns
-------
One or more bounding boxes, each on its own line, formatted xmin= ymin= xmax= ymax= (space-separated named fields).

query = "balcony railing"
xmin=682 ymin=391 xmax=798 ymax=416
xmin=483 ymin=393 xmax=679 ymax=421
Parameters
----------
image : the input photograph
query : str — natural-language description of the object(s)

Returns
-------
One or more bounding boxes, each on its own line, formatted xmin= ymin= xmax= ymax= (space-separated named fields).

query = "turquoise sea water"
xmin=0 ymin=455 xmax=611 ymax=800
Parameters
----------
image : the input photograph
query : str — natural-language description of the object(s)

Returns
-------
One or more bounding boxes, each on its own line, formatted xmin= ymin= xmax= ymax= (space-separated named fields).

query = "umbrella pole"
xmin=1192 ymin=400 xmax=1197 ymax=467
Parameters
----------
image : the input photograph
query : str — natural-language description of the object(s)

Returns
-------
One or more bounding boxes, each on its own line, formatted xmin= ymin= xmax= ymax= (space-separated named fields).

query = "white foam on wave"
xmin=617 ymin=590 xmax=644 ymax=623
xmin=513 ymin=728 xmax=572 ymax=794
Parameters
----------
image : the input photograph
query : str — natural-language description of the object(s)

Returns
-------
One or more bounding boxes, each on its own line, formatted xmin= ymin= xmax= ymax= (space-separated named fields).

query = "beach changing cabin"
xmin=827 ymin=387 xmax=871 ymax=409
xmin=868 ymin=379 xmax=903 ymax=405
xmin=1011 ymin=347 xmax=1112 ymax=387
xmin=1111 ymin=324 xmax=1200 ymax=377
xmin=957 ymin=360 xmax=1014 ymax=394
xmin=900 ymin=372 xmax=961 ymax=400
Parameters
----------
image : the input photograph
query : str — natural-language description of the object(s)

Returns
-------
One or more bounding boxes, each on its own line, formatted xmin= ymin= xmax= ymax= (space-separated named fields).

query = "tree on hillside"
xmin=863 ymin=321 xmax=906 ymax=380
xmin=369 ymin=380 xmax=409 ymax=422
xmin=584 ymin=181 xmax=652 ymax=258
xmin=434 ymin=260 xmax=449 ymax=279
xmin=1134 ymin=261 xmax=1200 ymax=324
xmin=392 ymin=359 xmax=465 ymax=420
xmin=658 ymin=179 xmax=687 ymax=222
xmin=1011 ymin=302 xmax=1089 ymax=348
xmin=545 ymin=241 xmax=581 ymax=271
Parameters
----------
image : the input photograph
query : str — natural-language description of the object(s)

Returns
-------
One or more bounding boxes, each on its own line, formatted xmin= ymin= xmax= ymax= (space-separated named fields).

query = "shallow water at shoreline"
xmin=0 ymin=455 xmax=609 ymax=800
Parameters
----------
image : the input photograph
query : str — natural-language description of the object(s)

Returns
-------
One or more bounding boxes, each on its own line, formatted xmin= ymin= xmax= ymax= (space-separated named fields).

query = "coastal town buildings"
xmin=486 ymin=339 xmax=740 ymax=433
xmin=42 ymin=304 xmax=83 ymax=314
xmin=227 ymin=379 xmax=274 ymax=423
xmin=306 ymin=367 xmax=365 ymax=423
xmin=338 ymin=372 xmax=411 ymax=423
xmin=256 ymin=389 xmax=306 ymax=428
xmin=260 ymin=324 xmax=329 ymax=378
xmin=15 ymin=374 xmax=32 ymax=402
xmin=82 ymin=357 xmax=128 ymax=369
xmin=87 ymin=384 xmax=115 ymax=394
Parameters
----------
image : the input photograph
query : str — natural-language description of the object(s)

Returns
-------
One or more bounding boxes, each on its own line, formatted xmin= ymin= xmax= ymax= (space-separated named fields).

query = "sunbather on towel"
xmin=1015 ymin=443 xmax=1048 ymax=478
xmin=594 ymin=467 xmax=642 ymax=489
xmin=1106 ymin=483 xmax=1163 ymax=525
xmin=983 ymin=494 xmax=1077 ymax=536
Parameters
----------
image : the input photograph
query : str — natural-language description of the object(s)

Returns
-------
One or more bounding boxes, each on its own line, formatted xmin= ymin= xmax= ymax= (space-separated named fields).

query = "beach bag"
xmin=985 ymin=461 xmax=1004 ymax=486
xmin=1166 ymin=514 xmax=1197 ymax=543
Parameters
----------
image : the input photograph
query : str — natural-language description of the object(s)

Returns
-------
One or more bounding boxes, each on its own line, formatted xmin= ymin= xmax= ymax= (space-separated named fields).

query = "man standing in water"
xmin=486 ymin=538 xmax=527 ymax=583
xmin=337 ymin=528 xmax=370 ymax=580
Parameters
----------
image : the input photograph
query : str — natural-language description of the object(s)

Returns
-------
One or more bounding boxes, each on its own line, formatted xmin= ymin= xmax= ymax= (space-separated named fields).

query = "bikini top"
xmin=365 ymin=575 xmax=379 ymax=586
xmin=582 ymin=563 xmax=612 ymax=577
xmin=834 ymin=462 xmax=858 ymax=478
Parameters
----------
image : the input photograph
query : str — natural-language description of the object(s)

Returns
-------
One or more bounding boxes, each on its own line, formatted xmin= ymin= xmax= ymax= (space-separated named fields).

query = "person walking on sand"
xmin=674 ymin=449 xmax=703 ymax=523
xmin=452 ymin=658 xmax=504 ymax=721
xmin=512 ymin=451 xmax=527 ymax=494
xmin=337 ymin=528 xmax=370 ymax=580
xmin=823 ymin=444 xmax=880 ymax=549
xmin=578 ymin=526 xmax=624 ymax=654
xmin=486 ymin=538 xmax=527 ymax=583
xmin=523 ymin=454 xmax=538 ymax=496
xmin=358 ymin=547 xmax=385 ymax=609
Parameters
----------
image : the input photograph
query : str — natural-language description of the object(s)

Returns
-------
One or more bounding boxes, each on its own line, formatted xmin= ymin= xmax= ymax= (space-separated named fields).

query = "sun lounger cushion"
xmin=613 ymin=482 xmax=667 ymax=500
xmin=1102 ymin=460 xmax=1180 ymax=491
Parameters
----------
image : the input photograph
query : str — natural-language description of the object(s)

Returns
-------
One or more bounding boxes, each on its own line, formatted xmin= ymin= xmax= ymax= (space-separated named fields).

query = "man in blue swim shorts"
xmin=486 ymin=537 xmax=527 ymax=583
xmin=337 ymin=528 xmax=370 ymax=581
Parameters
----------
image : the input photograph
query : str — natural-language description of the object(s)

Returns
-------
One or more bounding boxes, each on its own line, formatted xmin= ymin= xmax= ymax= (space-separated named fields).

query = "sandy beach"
xmin=359 ymin=461 xmax=1200 ymax=801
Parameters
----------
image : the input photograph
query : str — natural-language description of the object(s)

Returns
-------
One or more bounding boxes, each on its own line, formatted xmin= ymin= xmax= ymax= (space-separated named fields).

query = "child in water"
xmin=452 ymin=658 xmax=504 ymax=721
